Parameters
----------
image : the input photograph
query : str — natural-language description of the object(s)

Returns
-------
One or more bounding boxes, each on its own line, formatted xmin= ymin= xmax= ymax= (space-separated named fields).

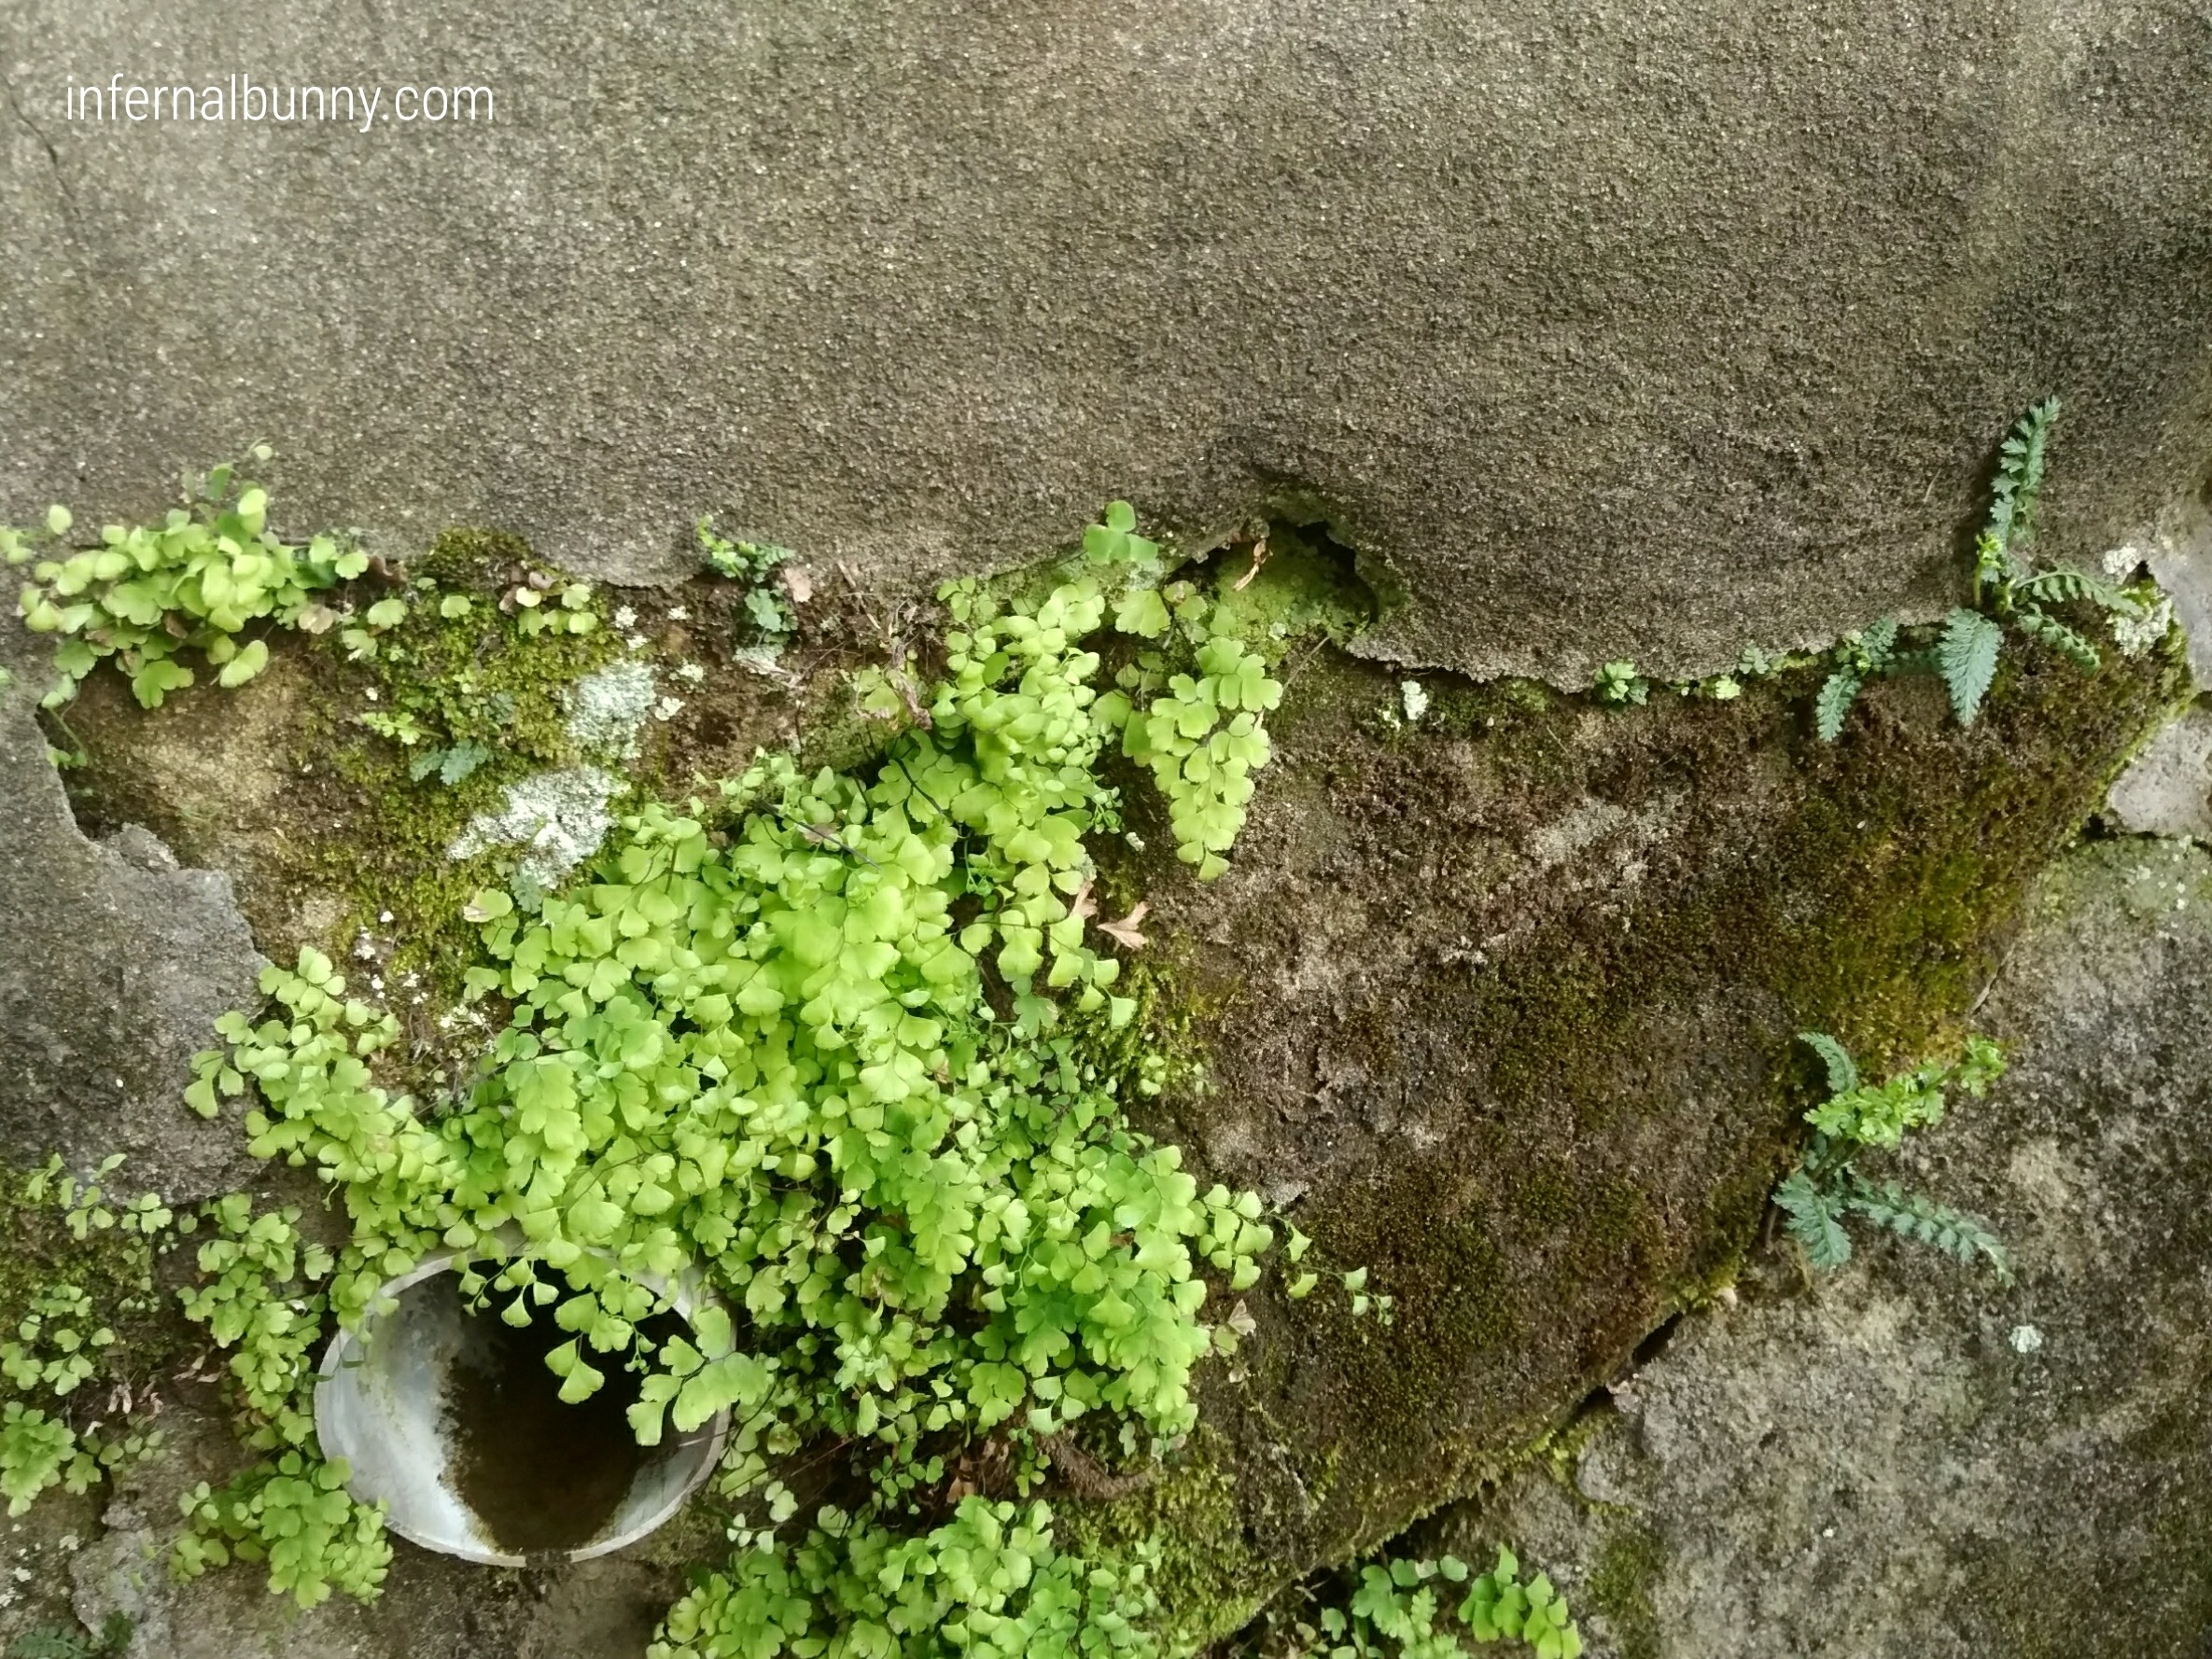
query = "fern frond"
xmin=1860 ymin=617 xmax=1898 ymax=671
xmin=1797 ymin=1031 xmax=1858 ymax=1095
xmin=1814 ymin=670 xmax=1861 ymax=742
xmin=2017 ymin=565 xmax=2107 ymax=607
xmin=2014 ymin=606 xmax=2102 ymax=671
xmin=1844 ymin=1178 xmax=2011 ymax=1282
xmin=1989 ymin=396 xmax=2061 ymax=557
xmin=1775 ymin=1171 xmax=1853 ymax=1271
xmin=1938 ymin=609 xmax=2005 ymax=727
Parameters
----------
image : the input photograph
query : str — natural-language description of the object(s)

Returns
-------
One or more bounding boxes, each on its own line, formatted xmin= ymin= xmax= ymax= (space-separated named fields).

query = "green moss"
xmin=1204 ymin=523 xmax=1377 ymax=653
xmin=1586 ymin=1518 xmax=1666 ymax=1659
xmin=297 ymin=542 xmax=620 ymax=998
xmin=1116 ymin=626 xmax=2187 ymax=1647
xmin=1058 ymin=1424 xmax=1265 ymax=1659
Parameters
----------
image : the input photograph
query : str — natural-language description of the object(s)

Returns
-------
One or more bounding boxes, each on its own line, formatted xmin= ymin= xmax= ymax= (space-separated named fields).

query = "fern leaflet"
xmin=1797 ymin=1031 xmax=1858 ymax=1095
xmin=1814 ymin=670 xmax=1861 ymax=743
xmin=1844 ymin=1178 xmax=2011 ymax=1282
xmin=1938 ymin=608 xmax=2004 ymax=727
xmin=2017 ymin=565 xmax=2106 ymax=607
xmin=2014 ymin=606 xmax=2101 ymax=671
xmin=1775 ymin=1172 xmax=1853 ymax=1270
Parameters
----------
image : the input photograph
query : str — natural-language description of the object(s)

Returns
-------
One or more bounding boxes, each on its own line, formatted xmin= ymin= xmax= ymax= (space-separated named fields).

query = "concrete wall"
xmin=4 ymin=0 xmax=2209 ymax=682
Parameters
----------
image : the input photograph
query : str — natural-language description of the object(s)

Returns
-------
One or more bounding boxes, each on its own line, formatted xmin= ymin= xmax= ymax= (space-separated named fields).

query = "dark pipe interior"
xmin=432 ymin=1276 xmax=682 ymax=1554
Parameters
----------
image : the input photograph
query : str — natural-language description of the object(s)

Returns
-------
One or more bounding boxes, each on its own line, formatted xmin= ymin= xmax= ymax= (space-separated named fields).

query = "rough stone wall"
xmin=1427 ymin=835 xmax=2212 ymax=1659
xmin=2 ymin=6 xmax=2211 ymax=1656
xmin=4 ymin=1 xmax=2212 ymax=680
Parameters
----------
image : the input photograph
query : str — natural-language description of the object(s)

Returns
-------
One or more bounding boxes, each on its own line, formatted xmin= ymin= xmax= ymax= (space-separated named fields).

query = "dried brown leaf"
xmin=1099 ymin=901 xmax=1149 ymax=952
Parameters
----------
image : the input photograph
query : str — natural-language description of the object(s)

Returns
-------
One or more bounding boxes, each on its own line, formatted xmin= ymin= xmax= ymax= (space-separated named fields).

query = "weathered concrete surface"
xmin=0 ymin=628 xmax=262 ymax=1200
xmin=2107 ymin=705 xmax=2212 ymax=840
xmin=5 ymin=1 xmax=2212 ymax=683
xmin=1428 ymin=836 xmax=2212 ymax=1659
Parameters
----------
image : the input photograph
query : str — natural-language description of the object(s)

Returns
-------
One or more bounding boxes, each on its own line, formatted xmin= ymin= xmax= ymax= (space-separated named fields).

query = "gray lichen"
xmin=446 ymin=766 xmax=623 ymax=892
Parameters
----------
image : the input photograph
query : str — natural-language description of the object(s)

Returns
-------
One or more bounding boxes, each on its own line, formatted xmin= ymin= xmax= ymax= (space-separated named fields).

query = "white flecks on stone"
xmin=565 ymin=660 xmax=659 ymax=760
xmin=2009 ymin=1323 xmax=2044 ymax=1355
xmin=654 ymin=695 xmax=685 ymax=721
xmin=447 ymin=766 xmax=623 ymax=891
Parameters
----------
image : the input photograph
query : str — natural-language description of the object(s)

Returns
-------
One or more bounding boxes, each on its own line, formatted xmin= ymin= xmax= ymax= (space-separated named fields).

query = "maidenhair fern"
xmin=1282 ymin=1547 xmax=1585 ymax=1659
xmin=1816 ymin=398 xmax=2169 ymax=740
xmin=173 ymin=503 xmax=1300 ymax=1646
xmin=7 ymin=456 xmax=367 ymax=709
xmin=1776 ymin=1033 xmax=2010 ymax=1281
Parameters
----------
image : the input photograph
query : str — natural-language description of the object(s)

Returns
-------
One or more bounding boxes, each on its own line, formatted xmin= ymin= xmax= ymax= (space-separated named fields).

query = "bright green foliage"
xmin=1284 ymin=1548 xmax=1583 ymax=1659
xmin=181 ymin=504 xmax=1287 ymax=1634
xmin=0 ymin=1158 xmax=172 ymax=1519
xmin=652 ymin=1498 xmax=1160 ymax=1659
xmin=1778 ymin=1033 xmax=2010 ymax=1281
xmin=2 ymin=1284 xmax=115 ymax=1400
xmin=1113 ymin=619 xmax=1281 ymax=880
xmin=1460 ymin=1548 xmax=1583 ymax=1657
xmin=700 ymin=516 xmax=797 ymax=637
xmin=164 ymin=1191 xmax=391 ymax=1599
xmin=1592 ymin=662 xmax=1646 ymax=707
xmin=173 ymin=1451 xmax=390 ymax=1609
xmin=515 ymin=579 xmax=601 ymax=639
xmin=0 ymin=1402 xmax=98 ymax=1515
xmin=1801 ymin=1032 xmax=2002 ymax=1149
xmin=1094 ymin=520 xmax=1285 ymax=879
xmin=1818 ymin=398 xmax=2168 ymax=740
xmin=174 ymin=1193 xmax=337 ymax=1449
xmin=6 ymin=459 xmax=366 ymax=709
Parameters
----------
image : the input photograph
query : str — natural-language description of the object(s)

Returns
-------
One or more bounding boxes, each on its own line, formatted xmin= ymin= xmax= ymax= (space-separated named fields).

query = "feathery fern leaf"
xmin=1938 ymin=608 xmax=2005 ymax=727
xmin=1992 ymin=396 xmax=2060 ymax=553
xmin=2014 ymin=606 xmax=2101 ymax=671
xmin=1814 ymin=670 xmax=1861 ymax=742
xmin=1844 ymin=1178 xmax=2011 ymax=1282
xmin=1775 ymin=1172 xmax=1853 ymax=1272
xmin=2017 ymin=565 xmax=2106 ymax=607
xmin=1859 ymin=617 xmax=1899 ymax=672
xmin=1797 ymin=1031 xmax=1858 ymax=1096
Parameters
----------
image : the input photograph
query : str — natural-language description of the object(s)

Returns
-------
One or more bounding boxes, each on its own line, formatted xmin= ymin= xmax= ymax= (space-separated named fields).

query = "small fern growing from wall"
xmin=1816 ymin=397 xmax=2169 ymax=741
xmin=1277 ymin=1546 xmax=1584 ymax=1659
xmin=1773 ymin=1033 xmax=2010 ymax=1279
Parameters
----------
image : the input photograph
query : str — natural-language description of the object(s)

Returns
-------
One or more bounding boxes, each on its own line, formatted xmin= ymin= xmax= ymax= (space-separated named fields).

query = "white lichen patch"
xmin=448 ymin=766 xmax=622 ymax=891
xmin=566 ymin=660 xmax=658 ymax=760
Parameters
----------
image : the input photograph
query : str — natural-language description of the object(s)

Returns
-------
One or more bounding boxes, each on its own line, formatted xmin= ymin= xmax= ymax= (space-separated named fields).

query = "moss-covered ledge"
xmin=1064 ymin=628 xmax=2186 ymax=1649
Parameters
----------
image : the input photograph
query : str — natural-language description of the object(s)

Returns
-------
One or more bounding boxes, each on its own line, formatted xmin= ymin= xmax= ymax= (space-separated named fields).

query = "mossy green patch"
xmin=1586 ymin=1517 xmax=1666 ymax=1659
xmin=1058 ymin=1425 xmax=1262 ymax=1658
xmin=1109 ymin=624 xmax=2186 ymax=1647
